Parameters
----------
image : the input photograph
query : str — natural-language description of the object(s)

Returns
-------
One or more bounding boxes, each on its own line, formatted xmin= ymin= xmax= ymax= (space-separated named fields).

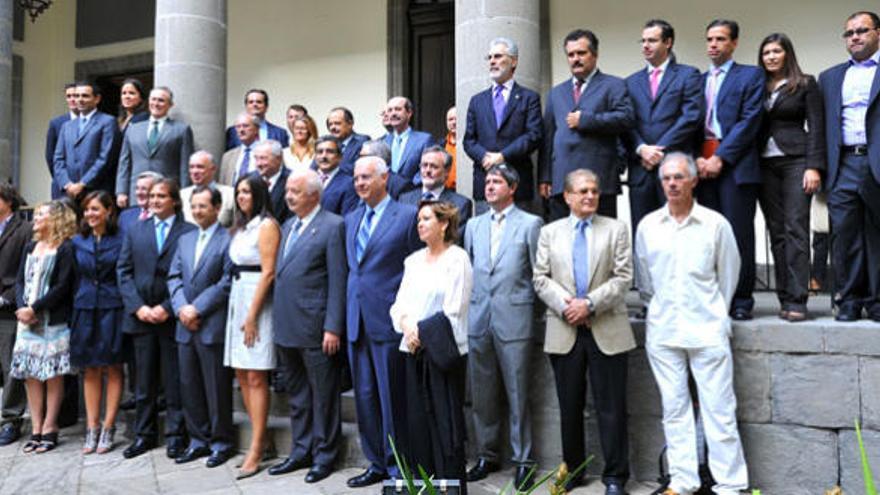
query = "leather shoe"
xmin=0 ymin=424 xmax=20 ymax=446
xmin=605 ymin=481 xmax=629 ymax=495
xmin=123 ymin=437 xmax=156 ymax=459
xmin=305 ymin=464 xmax=333 ymax=483
xmin=836 ymin=309 xmax=861 ymax=322
xmin=564 ymin=474 xmax=586 ymax=491
xmin=175 ymin=445 xmax=211 ymax=464
xmin=206 ymin=449 xmax=235 ymax=468
xmin=346 ymin=469 xmax=387 ymax=488
xmin=466 ymin=458 xmax=499 ymax=482
xmin=268 ymin=456 xmax=312 ymax=476
xmin=119 ymin=398 xmax=135 ymax=411
xmin=730 ymin=308 xmax=752 ymax=321
xmin=165 ymin=437 xmax=187 ymax=459
xmin=514 ymin=465 xmax=534 ymax=491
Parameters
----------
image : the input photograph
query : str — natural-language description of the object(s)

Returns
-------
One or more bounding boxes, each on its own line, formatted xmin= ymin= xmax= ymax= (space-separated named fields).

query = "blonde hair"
xmin=34 ymin=200 xmax=77 ymax=245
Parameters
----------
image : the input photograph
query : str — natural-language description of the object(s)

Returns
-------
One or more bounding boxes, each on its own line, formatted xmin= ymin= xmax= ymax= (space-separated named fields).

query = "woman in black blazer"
xmin=757 ymin=33 xmax=826 ymax=321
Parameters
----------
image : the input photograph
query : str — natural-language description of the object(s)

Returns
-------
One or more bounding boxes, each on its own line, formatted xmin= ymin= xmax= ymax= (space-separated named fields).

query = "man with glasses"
xmin=819 ymin=11 xmax=880 ymax=321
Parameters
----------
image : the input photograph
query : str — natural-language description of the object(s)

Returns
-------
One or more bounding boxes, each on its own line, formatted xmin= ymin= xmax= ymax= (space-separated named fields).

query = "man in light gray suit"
xmin=464 ymin=164 xmax=543 ymax=490
xmin=117 ymin=86 xmax=194 ymax=208
xmin=268 ymin=170 xmax=347 ymax=484
xmin=166 ymin=185 xmax=234 ymax=468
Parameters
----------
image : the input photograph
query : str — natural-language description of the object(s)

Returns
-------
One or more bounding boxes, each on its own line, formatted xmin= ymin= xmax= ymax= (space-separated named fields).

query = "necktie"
xmin=148 ymin=121 xmax=160 ymax=153
xmin=194 ymin=231 xmax=208 ymax=267
xmin=138 ymin=209 xmax=149 ymax=221
xmin=490 ymin=212 xmax=505 ymax=262
xmin=493 ymin=85 xmax=506 ymax=128
xmin=421 ymin=191 xmax=433 ymax=201
xmin=356 ymin=209 xmax=375 ymax=262
xmin=238 ymin=146 xmax=251 ymax=180
xmin=573 ymin=79 xmax=584 ymax=102
xmin=705 ymin=67 xmax=722 ymax=137
xmin=319 ymin=172 xmax=330 ymax=187
xmin=391 ymin=135 xmax=403 ymax=173
xmin=283 ymin=219 xmax=302 ymax=260
xmin=77 ymin=117 xmax=86 ymax=136
xmin=650 ymin=67 xmax=662 ymax=100
xmin=573 ymin=219 xmax=590 ymax=298
xmin=156 ymin=221 xmax=168 ymax=251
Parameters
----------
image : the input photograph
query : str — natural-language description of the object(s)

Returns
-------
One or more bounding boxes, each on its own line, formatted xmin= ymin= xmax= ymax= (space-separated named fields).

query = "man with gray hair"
xmin=464 ymin=37 xmax=542 ymax=213
xmin=180 ymin=151 xmax=235 ymax=227
xmin=253 ymin=139 xmax=292 ymax=224
xmin=119 ymin=170 xmax=165 ymax=234
xmin=398 ymin=145 xmax=473 ymax=235
xmin=359 ymin=138 xmax=392 ymax=165
xmin=635 ymin=152 xmax=747 ymax=495
xmin=220 ymin=113 xmax=261 ymax=185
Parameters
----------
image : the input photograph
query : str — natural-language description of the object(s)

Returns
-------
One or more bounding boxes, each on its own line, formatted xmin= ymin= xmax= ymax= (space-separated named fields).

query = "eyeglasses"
xmin=842 ymin=27 xmax=877 ymax=38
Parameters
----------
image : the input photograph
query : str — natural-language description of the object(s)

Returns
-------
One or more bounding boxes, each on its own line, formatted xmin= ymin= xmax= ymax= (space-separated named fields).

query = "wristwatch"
xmin=585 ymin=296 xmax=595 ymax=314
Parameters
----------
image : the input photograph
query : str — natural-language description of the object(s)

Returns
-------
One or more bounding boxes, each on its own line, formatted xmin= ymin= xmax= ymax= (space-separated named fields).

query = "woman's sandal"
xmin=22 ymin=434 xmax=42 ymax=453
xmin=35 ymin=431 xmax=58 ymax=453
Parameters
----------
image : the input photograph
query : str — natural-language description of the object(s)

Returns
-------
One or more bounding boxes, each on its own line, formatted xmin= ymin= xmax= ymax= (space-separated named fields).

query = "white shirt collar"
xmin=80 ymin=108 xmax=98 ymax=120
xmin=646 ymin=57 xmax=671 ymax=74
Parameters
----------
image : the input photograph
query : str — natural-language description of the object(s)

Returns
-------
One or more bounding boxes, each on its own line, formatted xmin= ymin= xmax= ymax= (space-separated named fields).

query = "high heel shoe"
xmin=82 ymin=427 xmax=100 ymax=454
xmin=96 ymin=426 xmax=116 ymax=454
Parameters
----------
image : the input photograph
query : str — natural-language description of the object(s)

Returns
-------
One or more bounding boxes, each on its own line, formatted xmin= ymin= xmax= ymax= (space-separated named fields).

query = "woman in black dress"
xmin=118 ymin=78 xmax=148 ymax=134
xmin=71 ymin=191 xmax=126 ymax=454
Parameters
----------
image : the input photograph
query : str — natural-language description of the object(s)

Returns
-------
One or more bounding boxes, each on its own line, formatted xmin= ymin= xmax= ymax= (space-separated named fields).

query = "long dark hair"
xmin=758 ymin=33 xmax=809 ymax=95
xmin=233 ymin=173 xmax=273 ymax=233
xmin=79 ymin=190 xmax=119 ymax=236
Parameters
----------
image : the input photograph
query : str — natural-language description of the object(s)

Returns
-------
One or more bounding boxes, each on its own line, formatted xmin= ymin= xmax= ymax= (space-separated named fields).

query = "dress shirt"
xmin=705 ymin=59 xmax=734 ymax=139
xmin=489 ymin=203 xmax=514 ymax=262
xmin=264 ymin=168 xmax=283 ymax=191
xmin=841 ymin=50 xmax=879 ymax=146
xmin=360 ymin=194 xmax=391 ymax=238
xmin=147 ymin=115 xmax=168 ymax=139
xmin=79 ymin=108 xmax=97 ymax=125
xmin=283 ymin=205 xmax=320 ymax=255
xmin=492 ymin=79 xmax=514 ymax=105
xmin=236 ymin=143 xmax=256 ymax=178
xmin=319 ymin=167 xmax=341 ymax=189
xmin=69 ymin=111 xmax=78 ymax=120
xmin=761 ymin=79 xmax=789 ymax=158
xmin=572 ymin=68 xmax=598 ymax=96
xmin=420 ymin=185 xmax=445 ymax=201
xmin=391 ymin=127 xmax=412 ymax=173
xmin=258 ymin=120 xmax=269 ymax=142
xmin=635 ymin=202 xmax=741 ymax=348
xmin=194 ymin=221 xmax=219 ymax=266
xmin=645 ymin=57 xmax=672 ymax=88
xmin=153 ymin=214 xmax=176 ymax=249
xmin=390 ymin=245 xmax=473 ymax=355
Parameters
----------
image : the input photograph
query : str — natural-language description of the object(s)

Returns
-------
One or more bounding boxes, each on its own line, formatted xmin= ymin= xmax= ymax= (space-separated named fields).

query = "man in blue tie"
xmin=219 ymin=113 xmax=260 ymax=185
xmin=343 ymin=155 xmax=420 ymax=487
xmin=382 ymin=97 xmax=434 ymax=198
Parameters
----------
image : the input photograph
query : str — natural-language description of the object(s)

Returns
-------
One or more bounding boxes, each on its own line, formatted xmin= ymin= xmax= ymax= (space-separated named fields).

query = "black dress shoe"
xmin=514 ymin=465 xmax=534 ymax=491
xmin=0 ymin=424 xmax=20 ymax=446
xmin=268 ymin=456 xmax=312 ymax=476
xmin=123 ymin=438 xmax=156 ymax=459
xmin=165 ymin=437 xmax=187 ymax=459
xmin=346 ymin=469 xmax=387 ymax=488
xmin=605 ymin=481 xmax=629 ymax=495
xmin=466 ymin=458 xmax=499 ymax=482
xmin=119 ymin=398 xmax=136 ymax=411
xmin=564 ymin=474 xmax=586 ymax=491
xmin=305 ymin=464 xmax=333 ymax=483
xmin=731 ymin=308 xmax=752 ymax=321
xmin=175 ymin=445 xmax=211 ymax=464
xmin=206 ymin=449 xmax=235 ymax=468
xmin=837 ymin=308 xmax=861 ymax=321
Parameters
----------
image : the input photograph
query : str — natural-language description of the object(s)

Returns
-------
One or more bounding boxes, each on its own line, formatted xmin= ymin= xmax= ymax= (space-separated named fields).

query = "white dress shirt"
xmin=147 ymin=115 xmax=168 ymax=139
xmin=635 ymin=202 xmax=740 ymax=348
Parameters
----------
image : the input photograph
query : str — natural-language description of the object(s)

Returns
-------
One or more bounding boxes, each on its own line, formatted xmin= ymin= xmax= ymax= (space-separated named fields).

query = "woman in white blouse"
xmin=390 ymin=201 xmax=473 ymax=490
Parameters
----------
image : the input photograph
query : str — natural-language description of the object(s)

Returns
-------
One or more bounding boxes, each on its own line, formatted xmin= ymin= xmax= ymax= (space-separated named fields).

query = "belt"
xmin=231 ymin=264 xmax=261 ymax=279
xmin=842 ymin=145 xmax=868 ymax=156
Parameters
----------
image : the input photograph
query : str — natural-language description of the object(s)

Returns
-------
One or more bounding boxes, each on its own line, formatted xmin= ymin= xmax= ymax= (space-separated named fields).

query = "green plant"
xmin=856 ymin=420 xmax=877 ymax=495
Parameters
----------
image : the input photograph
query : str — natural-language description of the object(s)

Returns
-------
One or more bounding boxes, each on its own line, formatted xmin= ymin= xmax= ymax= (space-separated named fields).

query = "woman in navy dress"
xmin=70 ymin=191 xmax=125 ymax=454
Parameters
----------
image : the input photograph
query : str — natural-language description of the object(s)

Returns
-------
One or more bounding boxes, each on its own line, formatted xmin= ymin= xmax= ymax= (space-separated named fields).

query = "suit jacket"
xmin=464 ymin=81 xmax=543 ymax=201
xmin=321 ymin=169 xmax=359 ymax=216
xmin=398 ymin=187 xmax=473 ymax=239
xmin=16 ymin=240 xmax=76 ymax=326
xmin=759 ymin=76 xmax=826 ymax=170
xmin=819 ymin=61 xmax=880 ymax=187
xmin=703 ymin=63 xmax=765 ymax=185
xmin=625 ymin=61 xmax=703 ymax=187
xmin=533 ymin=215 xmax=635 ymax=356
xmin=181 ymin=184 xmax=235 ymax=227
xmin=117 ymin=216 xmax=196 ymax=336
xmin=540 ymin=71 xmax=635 ymax=196
xmin=167 ymin=226 xmax=231 ymax=345
xmin=46 ymin=114 xmax=72 ymax=184
xmin=274 ymin=210 xmax=347 ymax=348
xmin=344 ymin=199 xmax=421 ymax=343
xmin=117 ymin=118 xmax=195 ymax=198
xmin=118 ymin=207 xmax=148 ymax=236
xmin=0 ymin=215 xmax=31 ymax=319
xmin=339 ymin=132 xmax=371 ymax=174
xmin=383 ymin=129 xmax=435 ymax=198
xmin=53 ymin=111 xmax=119 ymax=195
xmin=268 ymin=167 xmax=292 ymax=224
xmin=225 ymin=120 xmax=289 ymax=150
xmin=464 ymin=206 xmax=542 ymax=342
xmin=219 ymin=146 xmax=244 ymax=186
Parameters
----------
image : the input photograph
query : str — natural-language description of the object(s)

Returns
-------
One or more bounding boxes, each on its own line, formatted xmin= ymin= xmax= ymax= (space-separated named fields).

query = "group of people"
xmin=0 ymin=9 xmax=877 ymax=495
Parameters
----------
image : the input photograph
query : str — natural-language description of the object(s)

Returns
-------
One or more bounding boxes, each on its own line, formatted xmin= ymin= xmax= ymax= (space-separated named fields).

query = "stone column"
xmin=0 ymin=0 xmax=12 ymax=183
xmin=154 ymin=0 xmax=227 ymax=161
xmin=454 ymin=0 xmax=542 ymax=199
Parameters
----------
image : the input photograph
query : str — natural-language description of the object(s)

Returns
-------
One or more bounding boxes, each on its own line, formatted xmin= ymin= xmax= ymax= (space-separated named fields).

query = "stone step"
xmin=231 ymin=387 xmax=358 ymax=423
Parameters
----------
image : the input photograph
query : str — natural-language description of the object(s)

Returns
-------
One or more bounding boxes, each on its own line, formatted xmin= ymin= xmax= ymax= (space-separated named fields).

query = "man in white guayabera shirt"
xmin=634 ymin=152 xmax=747 ymax=495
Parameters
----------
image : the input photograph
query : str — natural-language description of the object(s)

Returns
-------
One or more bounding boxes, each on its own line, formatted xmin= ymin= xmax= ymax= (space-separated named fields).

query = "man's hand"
xmin=539 ymin=183 xmax=552 ymax=199
xmin=639 ymin=145 xmax=665 ymax=170
xmin=562 ymin=296 xmax=591 ymax=326
xmin=150 ymin=306 xmax=170 ymax=323
xmin=700 ymin=155 xmax=723 ymax=179
xmin=117 ymin=194 xmax=129 ymax=209
xmin=322 ymin=331 xmax=341 ymax=356
xmin=136 ymin=305 xmax=155 ymax=323
xmin=65 ymin=182 xmax=85 ymax=198
xmin=179 ymin=305 xmax=201 ymax=331
xmin=481 ymin=152 xmax=505 ymax=171
xmin=566 ymin=110 xmax=582 ymax=129
xmin=803 ymin=169 xmax=821 ymax=194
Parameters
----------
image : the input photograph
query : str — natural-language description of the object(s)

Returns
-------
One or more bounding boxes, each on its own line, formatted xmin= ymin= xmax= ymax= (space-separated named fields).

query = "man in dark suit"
xmin=398 ymin=145 xmax=473 ymax=237
xmin=344 ymin=155 xmax=421 ymax=487
xmin=624 ymin=19 xmax=702 ymax=232
xmin=819 ymin=11 xmax=880 ymax=321
xmin=464 ymin=37 xmax=542 ymax=212
xmin=117 ymin=87 xmax=195 ymax=208
xmin=327 ymin=107 xmax=370 ymax=174
xmin=695 ymin=19 xmax=764 ymax=320
xmin=0 ymin=185 xmax=30 ymax=446
xmin=45 ymin=83 xmax=77 ymax=199
xmin=313 ymin=136 xmax=359 ymax=216
xmin=268 ymin=170 xmax=347 ymax=483
xmin=383 ymin=96 xmax=435 ymax=198
xmin=225 ymin=89 xmax=289 ymax=150
xmin=540 ymin=29 xmax=635 ymax=221
xmin=253 ymin=139 xmax=292 ymax=224
xmin=118 ymin=178 xmax=196 ymax=459
xmin=53 ymin=81 xmax=120 ymax=200
xmin=167 ymin=185 xmax=234 ymax=467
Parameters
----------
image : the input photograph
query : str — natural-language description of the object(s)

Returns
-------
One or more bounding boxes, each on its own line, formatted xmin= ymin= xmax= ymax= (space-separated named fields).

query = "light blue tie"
xmin=77 ymin=117 xmax=86 ymax=136
xmin=156 ymin=221 xmax=168 ymax=251
xmin=356 ymin=209 xmax=375 ymax=262
xmin=391 ymin=135 xmax=403 ymax=173
xmin=573 ymin=219 xmax=590 ymax=298
xmin=283 ymin=219 xmax=302 ymax=260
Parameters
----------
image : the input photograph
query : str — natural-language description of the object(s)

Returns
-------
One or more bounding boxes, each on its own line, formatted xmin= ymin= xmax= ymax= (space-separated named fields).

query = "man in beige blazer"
xmin=533 ymin=168 xmax=635 ymax=495
xmin=219 ymin=113 xmax=260 ymax=185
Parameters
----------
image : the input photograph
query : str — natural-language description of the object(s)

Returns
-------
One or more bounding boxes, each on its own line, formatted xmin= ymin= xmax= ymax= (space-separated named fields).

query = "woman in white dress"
xmin=282 ymin=113 xmax=318 ymax=172
xmin=225 ymin=174 xmax=280 ymax=478
xmin=390 ymin=201 xmax=473 ymax=490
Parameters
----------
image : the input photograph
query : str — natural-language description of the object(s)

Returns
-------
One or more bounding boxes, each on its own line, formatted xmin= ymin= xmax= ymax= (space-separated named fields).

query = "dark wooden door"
xmin=408 ymin=2 xmax=454 ymax=140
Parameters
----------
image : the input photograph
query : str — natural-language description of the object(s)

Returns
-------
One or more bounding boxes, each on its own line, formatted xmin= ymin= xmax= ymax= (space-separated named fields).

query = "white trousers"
xmin=646 ymin=341 xmax=748 ymax=495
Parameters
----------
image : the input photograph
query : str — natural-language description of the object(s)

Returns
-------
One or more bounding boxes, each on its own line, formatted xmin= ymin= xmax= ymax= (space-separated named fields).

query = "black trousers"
xmin=132 ymin=332 xmax=185 ymax=441
xmin=628 ymin=173 xmax=665 ymax=233
xmin=547 ymin=193 xmax=617 ymax=222
xmin=0 ymin=318 xmax=25 ymax=427
xmin=178 ymin=340 xmax=233 ymax=452
xmin=549 ymin=328 xmax=629 ymax=485
xmin=759 ymin=156 xmax=812 ymax=312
